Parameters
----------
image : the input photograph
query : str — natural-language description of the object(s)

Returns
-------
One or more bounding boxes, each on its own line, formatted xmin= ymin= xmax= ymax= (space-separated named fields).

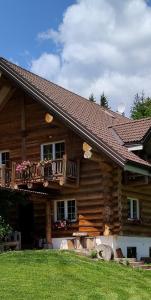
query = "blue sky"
xmin=1 ymin=0 xmax=151 ymax=114
xmin=0 ymin=0 xmax=75 ymax=66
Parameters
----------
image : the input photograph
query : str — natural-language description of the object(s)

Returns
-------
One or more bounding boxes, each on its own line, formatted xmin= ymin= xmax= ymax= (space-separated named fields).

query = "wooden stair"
xmin=129 ymin=260 xmax=151 ymax=270
xmin=114 ymin=257 xmax=151 ymax=270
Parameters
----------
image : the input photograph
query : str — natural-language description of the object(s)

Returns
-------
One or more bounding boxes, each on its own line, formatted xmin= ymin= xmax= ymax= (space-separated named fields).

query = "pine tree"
xmin=130 ymin=91 xmax=151 ymax=119
xmin=100 ymin=92 xmax=109 ymax=108
xmin=89 ymin=93 xmax=96 ymax=102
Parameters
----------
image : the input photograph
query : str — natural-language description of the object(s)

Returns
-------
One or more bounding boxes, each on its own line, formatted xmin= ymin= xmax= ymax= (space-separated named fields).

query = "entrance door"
xmin=18 ymin=202 xmax=34 ymax=249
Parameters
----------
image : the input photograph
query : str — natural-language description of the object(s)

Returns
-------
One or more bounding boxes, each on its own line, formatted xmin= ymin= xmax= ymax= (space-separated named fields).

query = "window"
xmin=128 ymin=198 xmax=139 ymax=220
xmin=127 ymin=247 xmax=137 ymax=258
xmin=41 ymin=141 xmax=65 ymax=160
xmin=0 ymin=151 xmax=9 ymax=166
xmin=55 ymin=200 xmax=76 ymax=221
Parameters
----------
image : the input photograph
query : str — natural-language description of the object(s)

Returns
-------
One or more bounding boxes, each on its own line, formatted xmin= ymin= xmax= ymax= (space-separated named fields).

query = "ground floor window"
xmin=127 ymin=247 xmax=137 ymax=258
xmin=127 ymin=198 xmax=139 ymax=220
xmin=55 ymin=200 xmax=76 ymax=222
xmin=0 ymin=151 xmax=9 ymax=166
xmin=149 ymin=248 xmax=151 ymax=258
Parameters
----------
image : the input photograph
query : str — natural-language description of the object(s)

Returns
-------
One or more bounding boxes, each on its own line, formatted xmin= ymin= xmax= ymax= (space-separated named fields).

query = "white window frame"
xmin=128 ymin=198 xmax=140 ymax=220
xmin=54 ymin=199 xmax=77 ymax=222
xmin=0 ymin=150 xmax=10 ymax=165
xmin=41 ymin=140 xmax=65 ymax=160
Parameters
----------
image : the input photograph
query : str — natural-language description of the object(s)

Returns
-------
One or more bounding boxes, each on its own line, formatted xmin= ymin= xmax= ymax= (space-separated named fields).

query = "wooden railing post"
xmin=59 ymin=155 xmax=67 ymax=186
xmin=45 ymin=200 xmax=53 ymax=248
xmin=76 ymin=159 xmax=80 ymax=187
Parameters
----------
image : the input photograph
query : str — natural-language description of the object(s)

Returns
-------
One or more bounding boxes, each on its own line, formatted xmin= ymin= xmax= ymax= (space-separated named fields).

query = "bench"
xmin=0 ymin=231 xmax=21 ymax=252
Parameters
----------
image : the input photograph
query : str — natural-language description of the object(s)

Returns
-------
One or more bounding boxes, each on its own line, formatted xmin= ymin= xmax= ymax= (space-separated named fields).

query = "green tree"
xmin=100 ymin=92 xmax=109 ymax=108
xmin=89 ymin=93 xmax=96 ymax=102
xmin=130 ymin=91 xmax=151 ymax=119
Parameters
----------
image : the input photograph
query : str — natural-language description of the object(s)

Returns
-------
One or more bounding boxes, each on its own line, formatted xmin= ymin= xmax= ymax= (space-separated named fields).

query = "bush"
xmin=90 ymin=250 xmax=97 ymax=259
xmin=0 ymin=216 xmax=12 ymax=242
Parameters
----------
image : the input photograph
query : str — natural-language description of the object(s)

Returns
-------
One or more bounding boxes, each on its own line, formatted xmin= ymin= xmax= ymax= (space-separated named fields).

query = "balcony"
xmin=0 ymin=155 xmax=80 ymax=189
xmin=123 ymin=171 xmax=151 ymax=186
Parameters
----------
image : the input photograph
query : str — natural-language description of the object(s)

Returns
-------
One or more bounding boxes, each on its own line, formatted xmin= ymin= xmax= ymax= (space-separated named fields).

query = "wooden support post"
xmin=1 ymin=165 xmax=5 ymax=187
xmin=11 ymin=162 xmax=16 ymax=188
xmin=76 ymin=159 xmax=80 ymax=187
xmin=0 ymin=86 xmax=16 ymax=112
xmin=45 ymin=200 xmax=53 ymax=248
xmin=21 ymin=96 xmax=26 ymax=161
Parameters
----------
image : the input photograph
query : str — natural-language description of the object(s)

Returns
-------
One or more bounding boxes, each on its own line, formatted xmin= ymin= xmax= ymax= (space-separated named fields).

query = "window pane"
xmin=67 ymin=200 xmax=76 ymax=221
xmin=133 ymin=200 xmax=137 ymax=219
xmin=1 ymin=152 xmax=9 ymax=166
xmin=55 ymin=142 xmax=65 ymax=159
xmin=128 ymin=199 xmax=131 ymax=218
xmin=43 ymin=145 xmax=53 ymax=160
xmin=127 ymin=247 xmax=137 ymax=258
xmin=57 ymin=201 xmax=65 ymax=220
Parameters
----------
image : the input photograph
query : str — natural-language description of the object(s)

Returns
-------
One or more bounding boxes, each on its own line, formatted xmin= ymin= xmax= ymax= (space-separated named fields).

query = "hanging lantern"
xmin=45 ymin=113 xmax=53 ymax=124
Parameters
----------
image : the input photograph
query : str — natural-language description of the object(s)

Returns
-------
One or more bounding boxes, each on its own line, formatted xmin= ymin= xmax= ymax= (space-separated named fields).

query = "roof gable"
xmin=112 ymin=118 xmax=151 ymax=144
xmin=0 ymin=57 xmax=150 ymax=171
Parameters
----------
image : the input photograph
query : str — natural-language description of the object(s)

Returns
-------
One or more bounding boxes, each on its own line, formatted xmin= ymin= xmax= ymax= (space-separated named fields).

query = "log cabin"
xmin=0 ymin=57 xmax=151 ymax=259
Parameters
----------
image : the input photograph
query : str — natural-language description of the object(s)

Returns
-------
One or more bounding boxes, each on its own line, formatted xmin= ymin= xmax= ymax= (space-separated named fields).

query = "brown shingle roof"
xmin=112 ymin=118 xmax=151 ymax=144
xmin=0 ymin=57 xmax=150 ymax=170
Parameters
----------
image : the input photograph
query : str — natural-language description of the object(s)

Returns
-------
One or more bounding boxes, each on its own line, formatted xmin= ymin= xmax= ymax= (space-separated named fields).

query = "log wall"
xmin=121 ymin=184 xmax=151 ymax=237
xmin=0 ymin=80 xmax=124 ymax=239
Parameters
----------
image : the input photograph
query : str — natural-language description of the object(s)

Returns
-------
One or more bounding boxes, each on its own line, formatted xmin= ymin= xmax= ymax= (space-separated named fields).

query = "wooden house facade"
xmin=0 ymin=58 xmax=151 ymax=259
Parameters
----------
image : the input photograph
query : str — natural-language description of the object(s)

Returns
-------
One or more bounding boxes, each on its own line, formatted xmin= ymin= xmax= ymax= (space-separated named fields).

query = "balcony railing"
xmin=0 ymin=155 xmax=80 ymax=188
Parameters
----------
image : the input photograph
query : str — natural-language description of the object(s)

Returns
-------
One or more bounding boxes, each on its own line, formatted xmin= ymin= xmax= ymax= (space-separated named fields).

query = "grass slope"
xmin=0 ymin=250 xmax=151 ymax=300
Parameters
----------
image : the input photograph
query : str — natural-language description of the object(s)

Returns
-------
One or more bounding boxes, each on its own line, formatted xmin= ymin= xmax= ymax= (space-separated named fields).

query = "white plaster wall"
xmin=52 ymin=237 xmax=75 ymax=249
xmin=96 ymin=235 xmax=151 ymax=259
xmin=117 ymin=236 xmax=151 ymax=260
xmin=52 ymin=235 xmax=151 ymax=259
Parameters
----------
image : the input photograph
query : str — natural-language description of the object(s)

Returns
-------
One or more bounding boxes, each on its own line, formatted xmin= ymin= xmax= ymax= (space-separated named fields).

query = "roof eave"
xmin=124 ymin=162 xmax=151 ymax=176
xmin=0 ymin=59 xmax=141 ymax=169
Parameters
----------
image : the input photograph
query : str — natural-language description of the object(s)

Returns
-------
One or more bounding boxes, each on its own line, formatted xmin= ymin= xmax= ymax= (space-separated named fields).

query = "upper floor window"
xmin=128 ymin=198 xmax=139 ymax=220
xmin=55 ymin=199 xmax=76 ymax=222
xmin=0 ymin=151 xmax=9 ymax=166
xmin=41 ymin=141 xmax=65 ymax=160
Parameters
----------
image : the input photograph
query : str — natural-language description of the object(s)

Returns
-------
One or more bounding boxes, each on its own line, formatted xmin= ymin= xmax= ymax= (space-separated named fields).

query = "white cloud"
xmin=37 ymin=29 xmax=60 ymax=43
xmin=31 ymin=53 xmax=60 ymax=81
xmin=30 ymin=0 xmax=151 ymax=115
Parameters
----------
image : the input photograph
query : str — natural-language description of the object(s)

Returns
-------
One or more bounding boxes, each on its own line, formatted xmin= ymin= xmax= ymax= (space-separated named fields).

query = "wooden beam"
xmin=89 ymin=151 xmax=105 ymax=163
xmin=45 ymin=200 xmax=52 ymax=248
xmin=21 ymin=97 xmax=26 ymax=160
xmin=0 ymin=85 xmax=16 ymax=112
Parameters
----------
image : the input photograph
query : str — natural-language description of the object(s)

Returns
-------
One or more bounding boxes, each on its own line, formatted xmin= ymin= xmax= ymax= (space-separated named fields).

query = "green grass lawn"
xmin=0 ymin=250 xmax=151 ymax=300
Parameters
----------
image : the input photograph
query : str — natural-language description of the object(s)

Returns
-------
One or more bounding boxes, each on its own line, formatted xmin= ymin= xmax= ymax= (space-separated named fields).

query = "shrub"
xmin=90 ymin=250 xmax=97 ymax=259
xmin=0 ymin=216 xmax=12 ymax=242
